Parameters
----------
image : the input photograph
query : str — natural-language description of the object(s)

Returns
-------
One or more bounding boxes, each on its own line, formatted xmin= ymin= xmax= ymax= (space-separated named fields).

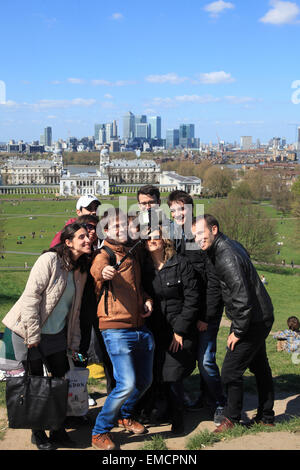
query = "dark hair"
xmin=137 ymin=185 xmax=160 ymax=203
xmin=167 ymin=190 xmax=194 ymax=208
xmin=204 ymin=214 xmax=220 ymax=232
xmin=192 ymin=214 xmax=220 ymax=232
xmin=77 ymin=214 xmax=99 ymax=225
xmin=46 ymin=222 xmax=90 ymax=272
xmin=287 ymin=316 xmax=300 ymax=331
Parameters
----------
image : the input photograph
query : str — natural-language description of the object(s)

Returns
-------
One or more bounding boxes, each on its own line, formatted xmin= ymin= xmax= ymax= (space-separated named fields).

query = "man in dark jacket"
xmin=192 ymin=214 xmax=275 ymax=432
xmin=167 ymin=190 xmax=226 ymax=424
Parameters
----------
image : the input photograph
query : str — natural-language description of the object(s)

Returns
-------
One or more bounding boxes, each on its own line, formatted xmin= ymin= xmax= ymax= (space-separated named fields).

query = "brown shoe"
xmin=92 ymin=433 xmax=116 ymax=450
xmin=248 ymin=416 xmax=275 ymax=427
xmin=213 ymin=417 xmax=235 ymax=433
xmin=118 ymin=418 xmax=146 ymax=434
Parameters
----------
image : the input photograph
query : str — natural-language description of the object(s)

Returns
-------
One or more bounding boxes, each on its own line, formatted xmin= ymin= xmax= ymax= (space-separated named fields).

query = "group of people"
xmin=3 ymin=186 xmax=275 ymax=451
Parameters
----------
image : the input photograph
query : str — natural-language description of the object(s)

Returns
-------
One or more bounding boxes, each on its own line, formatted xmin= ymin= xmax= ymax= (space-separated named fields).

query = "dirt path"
xmin=0 ymin=391 xmax=299 ymax=451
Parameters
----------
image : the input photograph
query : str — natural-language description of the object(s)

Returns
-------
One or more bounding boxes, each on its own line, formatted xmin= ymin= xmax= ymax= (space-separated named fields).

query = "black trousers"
xmin=221 ymin=323 xmax=274 ymax=424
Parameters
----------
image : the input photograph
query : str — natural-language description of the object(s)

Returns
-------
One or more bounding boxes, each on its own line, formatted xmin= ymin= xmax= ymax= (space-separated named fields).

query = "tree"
xmin=229 ymin=181 xmax=254 ymax=201
xmin=270 ymin=177 xmax=292 ymax=214
xmin=203 ymin=166 xmax=233 ymax=197
xmin=209 ymin=197 xmax=277 ymax=261
xmin=243 ymin=169 xmax=272 ymax=201
xmin=291 ymin=177 xmax=300 ymax=197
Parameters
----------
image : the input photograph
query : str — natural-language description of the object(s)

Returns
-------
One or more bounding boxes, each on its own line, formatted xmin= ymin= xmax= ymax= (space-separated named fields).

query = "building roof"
xmin=104 ymin=159 xmax=159 ymax=168
xmin=162 ymin=171 xmax=201 ymax=183
xmin=2 ymin=159 xmax=58 ymax=168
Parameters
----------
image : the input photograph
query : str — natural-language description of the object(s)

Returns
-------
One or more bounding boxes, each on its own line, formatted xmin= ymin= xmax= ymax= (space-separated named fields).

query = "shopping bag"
xmin=5 ymin=348 xmax=69 ymax=430
xmin=65 ymin=357 xmax=89 ymax=416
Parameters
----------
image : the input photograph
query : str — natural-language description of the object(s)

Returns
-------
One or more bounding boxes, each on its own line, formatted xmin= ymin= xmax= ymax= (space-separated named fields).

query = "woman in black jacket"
xmin=142 ymin=227 xmax=200 ymax=434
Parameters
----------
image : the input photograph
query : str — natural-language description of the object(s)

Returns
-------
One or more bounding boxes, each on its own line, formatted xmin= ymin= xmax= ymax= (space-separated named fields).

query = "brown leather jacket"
xmin=90 ymin=240 xmax=152 ymax=330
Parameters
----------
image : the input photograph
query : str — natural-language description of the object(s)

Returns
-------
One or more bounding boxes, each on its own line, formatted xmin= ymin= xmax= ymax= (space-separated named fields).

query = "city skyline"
xmin=1 ymin=0 xmax=300 ymax=142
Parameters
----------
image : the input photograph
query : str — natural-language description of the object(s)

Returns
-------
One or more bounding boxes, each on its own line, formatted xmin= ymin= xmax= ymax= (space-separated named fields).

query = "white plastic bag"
xmin=65 ymin=357 xmax=89 ymax=416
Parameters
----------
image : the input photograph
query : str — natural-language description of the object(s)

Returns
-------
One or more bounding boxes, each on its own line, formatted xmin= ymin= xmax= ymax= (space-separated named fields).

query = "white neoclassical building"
xmin=0 ymin=155 xmax=63 ymax=185
xmin=59 ymin=146 xmax=160 ymax=196
xmin=160 ymin=171 xmax=202 ymax=195
xmin=59 ymin=170 xmax=109 ymax=197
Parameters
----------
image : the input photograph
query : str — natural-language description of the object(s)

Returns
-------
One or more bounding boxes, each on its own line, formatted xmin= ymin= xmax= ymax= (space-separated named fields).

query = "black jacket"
xmin=175 ymin=234 xmax=224 ymax=323
xmin=207 ymin=233 xmax=274 ymax=338
xmin=143 ymin=252 xmax=199 ymax=382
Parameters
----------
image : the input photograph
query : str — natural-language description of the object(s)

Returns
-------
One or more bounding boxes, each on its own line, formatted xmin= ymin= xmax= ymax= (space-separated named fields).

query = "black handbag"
xmin=5 ymin=348 xmax=69 ymax=430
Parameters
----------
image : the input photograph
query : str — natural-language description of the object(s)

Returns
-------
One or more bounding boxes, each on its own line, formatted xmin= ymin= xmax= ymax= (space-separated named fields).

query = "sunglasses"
xmin=83 ymin=223 xmax=97 ymax=231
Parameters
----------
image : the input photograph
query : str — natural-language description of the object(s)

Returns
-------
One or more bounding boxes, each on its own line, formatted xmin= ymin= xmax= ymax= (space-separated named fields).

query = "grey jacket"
xmin=2 ymin=252 xmax=87 ymax=350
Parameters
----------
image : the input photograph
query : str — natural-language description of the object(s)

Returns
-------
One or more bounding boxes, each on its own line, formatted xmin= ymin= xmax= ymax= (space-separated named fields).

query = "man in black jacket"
xmin=192 ymin=214 xmax=275 ymax=432
xmin=168 ymin=191 xmax=226 ymax=424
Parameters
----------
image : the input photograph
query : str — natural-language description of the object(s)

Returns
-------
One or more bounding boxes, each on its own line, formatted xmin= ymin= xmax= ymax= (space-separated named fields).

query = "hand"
xmin=197 ymin=320 xmax=208 ymax=332
xmin=28 ymin=342 xmax=39 ymax=349
xmin=169 ymin=333 xmax=183 ymax=353
xmin=102 ymin=265 xmax=117 ymax=280
xmin=141 ymin=300 xmax=153 ymax=318
xmin=227 ymin=332 xmax=240 ymax=351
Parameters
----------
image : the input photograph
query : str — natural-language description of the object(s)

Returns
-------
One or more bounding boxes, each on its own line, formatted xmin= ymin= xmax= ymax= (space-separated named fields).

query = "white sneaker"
xmin=88 ymin=395 xmax=96 ymax=407
xmin=214 ymin=406 xmax=225 ymax=426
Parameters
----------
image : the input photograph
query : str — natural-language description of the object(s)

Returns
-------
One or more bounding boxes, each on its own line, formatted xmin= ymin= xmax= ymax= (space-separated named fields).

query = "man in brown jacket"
xmin=90 ymin=208 xmax=155 ymax=450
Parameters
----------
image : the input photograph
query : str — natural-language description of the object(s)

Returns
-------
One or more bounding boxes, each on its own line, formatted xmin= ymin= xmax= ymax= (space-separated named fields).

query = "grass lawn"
xmin=0 ymin=196 xmax=299 ymax=408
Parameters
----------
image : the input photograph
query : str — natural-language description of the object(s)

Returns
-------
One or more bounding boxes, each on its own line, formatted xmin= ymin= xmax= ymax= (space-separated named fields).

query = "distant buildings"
xmin=160 ymin=171 xmax=202 ymax=195
xmin=166 ymin=129 xmax=179 ymax=148
xmin=1 ymin=156 xmax=62 ymax=185
xmin=240 ymin=136 xmax=253 ymax=150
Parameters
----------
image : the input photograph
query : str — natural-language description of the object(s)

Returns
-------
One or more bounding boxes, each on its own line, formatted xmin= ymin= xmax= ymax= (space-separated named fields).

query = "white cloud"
xmin=67 ymin=78 xmax=86 ymax=84
xmin=91 ymin=79 xmax=137 ymax=86
xmin=91 ymin=79 xmax=112 ymax=86
xmin=204 ymin=1 xmax=235 ymax=17
xmin=175 ymin=94 xmax=221 ymax=103
xmin=0 ymin=98 xmax=97 ymax=110
xmin=145 ymin=73 xmax=188 ymax=84
xmin=224 ymin=95 xmax=260 ymax=104
xmin=104 ymin=93 xmax=113 ymax=99
xmin=148 ymin=94 xmax=260 ymax=108
xmin=198 ymin=71 xmax=235 ymax=84
xmin=259 ymin=0 xmax=300 ymax=24
xmin=0 ymin=100 xmax=18 ymax=108
xmin=111 ymin=12 xmax=123 ymax=20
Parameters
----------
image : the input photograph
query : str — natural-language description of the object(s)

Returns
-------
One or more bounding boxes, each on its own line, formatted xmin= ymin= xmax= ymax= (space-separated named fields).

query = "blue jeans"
xmin=92 ymin=327 xmax=155 ymax=435
xmin=197 ymin=318 xmax=226 ymax=408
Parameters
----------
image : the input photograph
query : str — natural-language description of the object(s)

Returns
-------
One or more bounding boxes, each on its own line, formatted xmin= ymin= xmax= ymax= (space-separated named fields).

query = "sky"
xmin=1 ymin=0 xmax=300 ymax=144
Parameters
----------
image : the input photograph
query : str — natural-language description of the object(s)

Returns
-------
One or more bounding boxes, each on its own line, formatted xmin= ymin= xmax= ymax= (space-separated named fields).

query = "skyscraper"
xmin=149 ymin=116 xmax=161 ymax=140
xmin=135 ymin=115 xmax=147 ymax=124
xmin=135 ymin=123 xmax=150 ymax=139
xmin=123 ymin=111 xmax=135 ymax=140
xmin=240 ymin=136 xmax=252 ymax=150
xmin=166 ymin=129 xmax=179 ymax=148
xmin=44 ymin=127 xmax=52 ymax=147
xmin=95 ymin=123 xmax=105 ymax=141
xmin=179 ymin=124 xmax=194 ymax=148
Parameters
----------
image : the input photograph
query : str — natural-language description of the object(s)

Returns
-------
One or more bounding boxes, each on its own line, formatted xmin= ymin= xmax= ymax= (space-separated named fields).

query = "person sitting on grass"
xmin=273 ymin=316 xmax=300 ymax=353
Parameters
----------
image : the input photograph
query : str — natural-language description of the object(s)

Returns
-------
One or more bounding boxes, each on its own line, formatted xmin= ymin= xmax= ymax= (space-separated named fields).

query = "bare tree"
xmin=209 ymin=196 xmax=277 ymax=262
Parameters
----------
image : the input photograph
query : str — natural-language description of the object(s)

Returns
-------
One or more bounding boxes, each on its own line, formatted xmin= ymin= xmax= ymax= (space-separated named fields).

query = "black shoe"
xmin=171 ymin=412 xmax=185 ymax=435
xmin=49 ymin=428 xmax=77 ymax=448
xmin=31 ymin=431 xmax=55 ymax=450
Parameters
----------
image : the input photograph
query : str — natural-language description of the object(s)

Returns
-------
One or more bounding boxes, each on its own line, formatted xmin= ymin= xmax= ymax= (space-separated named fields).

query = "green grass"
xmin=186 ymin=416 xmax=300 ymax=450
xmin=139 ymin=435 xmax=168 ymax=450
xmin=0 ymin=197 xmax=299 ymax=423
